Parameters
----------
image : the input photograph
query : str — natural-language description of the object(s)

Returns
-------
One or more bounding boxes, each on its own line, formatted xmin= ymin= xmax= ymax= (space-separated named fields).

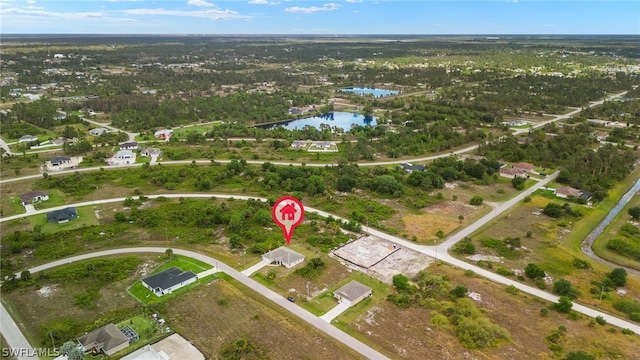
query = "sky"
xmin=1 ymin=0 xmax=639 ymax=35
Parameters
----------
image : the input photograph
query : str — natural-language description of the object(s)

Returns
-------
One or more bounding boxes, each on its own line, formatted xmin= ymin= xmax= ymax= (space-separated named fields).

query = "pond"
xmin=257 ymin=112 xmax=377 ymax=131
xmin=339 ymin=87 xmax=399 ymax=97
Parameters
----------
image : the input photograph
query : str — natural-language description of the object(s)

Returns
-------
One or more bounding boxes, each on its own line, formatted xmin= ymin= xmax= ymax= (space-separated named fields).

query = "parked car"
xmin=287 ymin=296 xmax=295 ymax=302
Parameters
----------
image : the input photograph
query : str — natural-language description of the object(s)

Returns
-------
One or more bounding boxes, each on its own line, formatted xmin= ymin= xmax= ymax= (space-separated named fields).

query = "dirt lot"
xmin=349 ymin=263 xmax=640 ymax=360
xmin=165 ymin=278 xmax=365 ymax=360
xmin=332 ymin=235 xmax=433 ymax=284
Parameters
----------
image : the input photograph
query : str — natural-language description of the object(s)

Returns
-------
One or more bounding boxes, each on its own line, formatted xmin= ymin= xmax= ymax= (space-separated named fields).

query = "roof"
xmin=142 ymin=267 xmax=197 ymax=291
xmin=50 ymin=156 xmax=71 ymax=163
xmin=142 ymin=148 xmax=161 ymax=155
xmin=116 ymin=149 xmax=134 ymax=157
xmin=20 ymin=190 xmax=48 ymax=203
xmin=401 ymin=162 xmax=426 ymax=171
xmin=47 ymin=207 xmax=78 ymax=222
xmin=90 ymin=128 xmax=108 ymax=134
xmin=512 ymin=162 xmax=534 ymax=171
xmin=77 ymin=323 xmax=129 ymax=354
xmin=19 ymin=134 xmax=37 ymax=140
xmin=334 ymin=280 xmax=372 ymax=302
xmin=557 ymin=186 xmax=582 ymax=198
xmin=120 ymin=142 xmax=138 ymax=147
xmin=499 ymin=168 xmax=524 ymax=176
xmin=262 ymin=246 xmax=304 ymax=264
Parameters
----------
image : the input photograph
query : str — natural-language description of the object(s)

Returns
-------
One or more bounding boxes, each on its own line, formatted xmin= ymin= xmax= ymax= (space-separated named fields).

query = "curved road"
xmin=2 ymin=191 xmax=639 ymax=336
xmin=10 ymin=247 xmax=388 ymax=360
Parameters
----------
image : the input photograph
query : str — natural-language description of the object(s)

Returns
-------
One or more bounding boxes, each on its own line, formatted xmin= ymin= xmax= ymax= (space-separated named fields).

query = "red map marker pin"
xmin=272 ymin=196 xmax=305 ymax=245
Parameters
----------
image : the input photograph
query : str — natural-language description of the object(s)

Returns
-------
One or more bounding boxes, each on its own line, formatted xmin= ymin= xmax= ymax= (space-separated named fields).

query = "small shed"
xmin=334 ymin=280 xmax=372 ymax=307
xmin=262 ymin=247 xmax=305 ymax=268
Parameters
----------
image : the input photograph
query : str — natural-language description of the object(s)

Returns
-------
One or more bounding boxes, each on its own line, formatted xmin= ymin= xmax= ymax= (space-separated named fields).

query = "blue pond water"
xmin=258 ymin=112 xmax=377 ymax=131
xmin=339 ymin=87 xmax=399 ymax=97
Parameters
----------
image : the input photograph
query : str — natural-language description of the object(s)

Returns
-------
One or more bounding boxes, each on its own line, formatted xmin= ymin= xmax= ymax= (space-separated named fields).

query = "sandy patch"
xmin=36 ymin=285 xmax=57 ymax=298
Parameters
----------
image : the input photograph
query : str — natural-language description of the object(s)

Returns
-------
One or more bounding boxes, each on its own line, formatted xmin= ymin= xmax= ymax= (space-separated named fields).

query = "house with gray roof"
xmin=20 ymin=191 xmax=49 ymax=206
xmin=334 ymin=280 xmax=372 ymax=307
xmin=141 ymin=267 xmax=198 ymax=296
xmin=89 ymin=127 xmax=108 ymax=136
xmin=19 ymin=134 xmax=38 ymax=143
xmin=262 ymin=246 xmax=305 ymax=268
xmin=77 ymin=323 xmax=130 ymax=356
xmin=47 ymin=207 xmax=78 ymax=223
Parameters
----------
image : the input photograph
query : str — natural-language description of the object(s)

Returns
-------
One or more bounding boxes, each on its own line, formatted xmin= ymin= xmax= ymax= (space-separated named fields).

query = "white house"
xmin=19 ymin=191 xmax=49 ymax=206
xmin=77 ymin=323 xmax=130 ymax=356
xmin=333 ymin=280 xmax=372 ymax=307
xmin=89 ymin=128 xmax=108 ymax=136
xmin=18 ymin=134 xmax=38 ymax=143
xmin=262 ymin=246 xmax=305 ymax=268
xmin=115 ymin=150 xmax=135 ymax=164
xmin=141 ymin=267 xmax=198 ymax=296
xmin=154 ymin=129 xmax=173 ymax=140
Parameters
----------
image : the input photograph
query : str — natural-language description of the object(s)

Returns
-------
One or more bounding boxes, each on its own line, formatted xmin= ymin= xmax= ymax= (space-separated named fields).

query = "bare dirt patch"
xmin=402 ymin=201 xmax=478 ymax=241
xmin=331 ymin=235 xmax=433 ymax=284
xmin=166 ymin=279 xmax=363 ymax=359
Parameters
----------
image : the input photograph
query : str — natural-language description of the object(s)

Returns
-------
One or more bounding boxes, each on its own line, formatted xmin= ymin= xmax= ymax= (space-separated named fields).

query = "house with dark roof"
xmin=334 ymin=280 xmax=372 ymax=307
xmin=50 ymin=156 xmax=71 ymax=167
xmin=47 ymin=207 xmax=78 ymax=223
xmin=20 ymin=191 xmax=49 ymax=206
xmin=141 ymin=267 xmax=198 ymax=296
xmin=120 ymin=142 xmax=138 ymax=150
xmin=262 ymin=246 xmax=305 ymax=268
xmin=77 ymin=323 xmax=130 ymax=356
xmin=400 ymin=162 xmax=426 ymax=173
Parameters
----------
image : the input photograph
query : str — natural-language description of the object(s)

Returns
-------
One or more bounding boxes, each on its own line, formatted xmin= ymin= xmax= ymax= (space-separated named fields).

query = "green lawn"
xmin=127 ymin=255 xmax=215 ymax=305
xmin=109 ymin=315 xmax=167 ymax=359
xmin=28 ymin=206 xmax=99 ymax=233
xmin=33 ymin=190 xmax=65 ymax=210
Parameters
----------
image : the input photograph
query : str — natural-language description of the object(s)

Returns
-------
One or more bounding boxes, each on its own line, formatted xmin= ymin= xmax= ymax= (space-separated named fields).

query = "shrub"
xmin=524 ymin=263 xmax=546 ymax=279
xmin=572 ymin=258 xmax=591 ymax=270
xmin=595 ymin=315 xmax=606 ymax=325
xmin=450 ymin=285 xmax=468 ymax=299
xmin=612 ymin=299 xmax=640 ymax=318
xmin=505 ymin=285 xmax=519 ymax=295
xmin=455 ymin=317 xmax=511 ymax=349
xmin=469 ymin=195 xmax=484 ymax=206
xmin=497 ymin=267 xmax=514 ymax=276
xmin=552 ymin=279 xmax=579 ymax=299
xmin=555 ymin=296 xmax=573 ymax=313
xmin=452 ymin=238 xmax=476 ymax=255
xmin=621 ymin=328 xmax=634 ymax=335
xmin=607 ymin=268 xmax=627 ymax=287
xmin=543 ymin=203 xmax=563 ymax=218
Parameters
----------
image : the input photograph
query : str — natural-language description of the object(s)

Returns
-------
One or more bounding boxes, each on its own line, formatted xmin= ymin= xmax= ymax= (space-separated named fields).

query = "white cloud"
xmin=285 ymin=2 xmax=340 ymax=14
xmin=187 ymin=0 xmax=215 ymax=7
xmin=26 ymin=0 xmax=36 ymax=4
xmin=352 ymin=10 xmax=359 ymax=13
xmin=248 ymin=0 xmax=280 ymax=5
xmin=345 ymin=0 xmax=362 ymax=2
xmin=0 ymin=7 xmax=116 ymax=20
xmin=122 ymin=7 xmax=252 ymax=20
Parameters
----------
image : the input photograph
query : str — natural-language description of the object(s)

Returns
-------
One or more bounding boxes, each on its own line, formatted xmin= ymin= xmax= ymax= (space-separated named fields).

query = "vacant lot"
xmin=165 ymin=277 xmax=366 ymax=359
xmin=347 ymin=263 xmax=640 ymax=360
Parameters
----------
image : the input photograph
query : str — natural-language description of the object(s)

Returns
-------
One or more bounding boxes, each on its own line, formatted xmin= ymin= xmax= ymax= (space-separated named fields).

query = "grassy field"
xmin=27 ymin=206 xmax=99 ymax=233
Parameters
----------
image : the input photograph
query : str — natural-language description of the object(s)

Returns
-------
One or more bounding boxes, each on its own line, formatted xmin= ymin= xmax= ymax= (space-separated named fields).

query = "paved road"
xmin=14 ymin=247 xmax=388 ymax=360
xmin=0 ymin=138 xmax=13 ymax=156
xmin=0 ymin=302 xmax=39 ymax=360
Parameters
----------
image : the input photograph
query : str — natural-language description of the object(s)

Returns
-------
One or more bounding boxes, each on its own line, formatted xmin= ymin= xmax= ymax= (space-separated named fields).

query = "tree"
xmin=553 ymin=279 xmax=579 ymax=299
xmin=165 ymin=248 xmax=174 ymax=259
xmin=524 ymin=263 xmax=545 ymax=279
xmin=607 ymin=268 xmax=627 ymax=287
xmin=450 ymin=285 xmax=468 ymax=298
xmin=555 ymin=296 xmax=573 ymax=313
xmin=336 ymin=176 xmax=356 ymax=192
xmin=543 ymin=203 xmax=563 ymax=218
xmin=67 ymin=347 xmax=84 ymax=360
xmin=628 ymin=206 xmax=640 ymax=220
xmin=370 ymin=175 xmax=402 ymax=195
xmin=469 ymin=195 xmax=483 ymax=206
xmin=59 ymin=341 xmax=76 ymax=355
xmin=392 ymin=274 xmax=412 ymax=294
xmin=511 ymin=176 xmax=526 ymax=190
xmin=458 ymin=215 xmax=464 ymax=223
xmin=20 ymin=270 xmax=31 ymax=282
